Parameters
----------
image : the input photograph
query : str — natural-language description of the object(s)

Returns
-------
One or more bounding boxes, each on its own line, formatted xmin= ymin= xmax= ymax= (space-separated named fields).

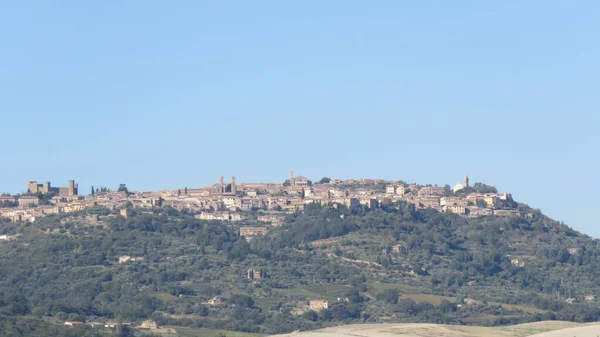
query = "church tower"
xmin=290 ymin=169 xmax=295 ymax=187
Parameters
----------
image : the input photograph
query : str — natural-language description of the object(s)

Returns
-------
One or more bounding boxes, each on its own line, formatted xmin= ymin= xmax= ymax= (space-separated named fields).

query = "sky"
xmin=0 ymin=1 xmax=598 ymax=236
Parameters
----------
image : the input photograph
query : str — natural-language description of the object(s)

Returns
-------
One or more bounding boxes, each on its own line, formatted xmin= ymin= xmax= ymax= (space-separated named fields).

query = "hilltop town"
xmin=0 ymin=172 xmax=522 ymax=225
xmin=0 ymin=171 xmax=597 ymax=336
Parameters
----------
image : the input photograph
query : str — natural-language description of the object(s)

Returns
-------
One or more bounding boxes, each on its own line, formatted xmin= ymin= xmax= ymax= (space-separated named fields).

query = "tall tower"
xmin=231 ymin=177 xmax=236 ymax=194
xmin=68 ymin=180 xmax=75 ymax=196
xmin=464 ymin=175 xmax=469 ymax=188
xmin=27 ymin=181 xmax=38 ymax=193
xmin=219 ymin=176 xmax=225 ymax=194
xmin=290 ymin=169 xmax=295 ymax=187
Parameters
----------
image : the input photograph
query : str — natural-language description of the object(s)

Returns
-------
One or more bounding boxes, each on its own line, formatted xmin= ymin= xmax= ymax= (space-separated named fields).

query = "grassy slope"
xmin=169 ymin=327 xmax=266 ymax=337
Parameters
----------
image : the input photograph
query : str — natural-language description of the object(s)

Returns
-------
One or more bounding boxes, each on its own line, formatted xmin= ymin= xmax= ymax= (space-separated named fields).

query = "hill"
xmin=0 ymin=200 xmax=599 ymax=336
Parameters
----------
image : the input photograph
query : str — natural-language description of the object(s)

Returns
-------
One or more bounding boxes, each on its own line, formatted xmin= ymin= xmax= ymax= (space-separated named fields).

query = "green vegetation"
xmin=0 ymin=201 xmax=599 ymax=336
xmin=171 ymin=326 xmax=265 ymax=337
xmin=318 ymin=177 xmax=331 ymax=184
xmin=455 ymin=183 xmax=499 ymax=195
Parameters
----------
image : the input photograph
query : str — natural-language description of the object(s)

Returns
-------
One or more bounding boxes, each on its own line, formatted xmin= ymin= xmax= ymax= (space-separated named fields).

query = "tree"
xmin=334 ymin=246 xmax=343 ymax=257
xmin=377 ymin=288 xmax=399 ymax=304
xmin=31 ymin=307 xmax=43 ymax=318
xmin=184 ymin=187 xmax=188 ymax=195
xmin=443 ymin=184 xmax=453 ymax=196
xmin=302 ymin=310 xmax=319 ymax=322
xmin=116 ymin=324 xmax=135 ymax=337
xmin=118 ymin=184 xmax=128 ymax=193
xmin=397 ymin=299 xmax=417 ymax=314
xmin=54 ymin=312 xmax=67 ymax=321
xmin=91 ymin=186 xmax=95 ymax=196
xmin=318 ymin=177 xmax=331 ymax=184
xmin=67 ymin=313 xmax=81 ymax=322
xmin=325 ymin=302 xmax=361 ymax=321
xmin=350 ymin=274 xmax=366 ymax=287
xmin=472 ymin=182 xmax=498 ymax=193
xmin=196 ymin=304 xmax=209 ymax=316
xmin=344 ymin=288 xmax=364 ymax=304
xmin=439 ymin=299 xmax=456 ymax=313
xmin=230 ymin=294 xmax=254 ymax=308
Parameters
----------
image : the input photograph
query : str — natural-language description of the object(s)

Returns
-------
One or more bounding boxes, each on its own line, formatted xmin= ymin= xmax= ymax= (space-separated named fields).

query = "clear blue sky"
xmin=1 ymin=1 xmax=598 ymax=236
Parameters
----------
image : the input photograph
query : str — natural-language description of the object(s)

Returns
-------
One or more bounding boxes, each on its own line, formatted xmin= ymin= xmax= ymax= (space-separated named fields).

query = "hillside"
xmin=0 ymin=200 xmax=599 ymax=336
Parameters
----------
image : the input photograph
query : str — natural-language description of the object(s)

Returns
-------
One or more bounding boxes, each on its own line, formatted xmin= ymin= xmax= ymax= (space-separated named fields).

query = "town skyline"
xmin=0 ymin=171 xmax=574 ymax=240
xmin=0 ymin=169 xmax=594 ymax=237
xmin=4 ymin=172 xmax=475 ymax=195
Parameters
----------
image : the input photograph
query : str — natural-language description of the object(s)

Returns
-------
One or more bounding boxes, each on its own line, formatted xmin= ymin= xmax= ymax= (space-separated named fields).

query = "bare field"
xmin=528 ymin=325 xmax=600 ymax=337
xmin=270 ymin=321 xmax=600 ymax=337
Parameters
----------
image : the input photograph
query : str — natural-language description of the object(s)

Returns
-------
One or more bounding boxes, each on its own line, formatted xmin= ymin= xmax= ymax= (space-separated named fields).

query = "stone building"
xmin=290 ymin=170 xmax=308 ymax=187
xmin=386 ymin=185 xmax=405 ymax=195
xmin=0 ymin=195 xmax=16 ymax=204
xmin=239 ymin=226 xmax=268 ymax=240
xmin=218 ymin=176 xmax=237 ymax=195
xmin=205 ymin=296 xmax=223 ymax=305
xmin=118 ymin=256 xmax=144 ymax=263
xmin=139 ymin=320 xmax=158 ymax=330
xmin=246 ymin=268 xmax=262 ymax=280
xmin=416 ymin=196 xmax=440 ymax=208
xmin=206 ymin=176 xmax=237 ymax=196
xmin=27 ymin=180 xmax=78 ymax=196
xmin=418 ymin=186 xmax=445 ymax=196
xmin=444 ymin=205 xmax=466 ymax=214
xmin=309 ymin=299 xmax=329 ymax=311
xmin=18 ymin=195 xmax=40 ymax=207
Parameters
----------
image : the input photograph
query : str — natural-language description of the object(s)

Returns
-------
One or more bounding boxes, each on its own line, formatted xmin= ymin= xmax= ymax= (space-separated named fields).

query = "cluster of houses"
xmin=292 ymin=299 xmax=330 ymax=315
xmin=0 ymin=174 xmax=524 ymax=226
xmin=63 ymin=319 xmax=159 ymax=330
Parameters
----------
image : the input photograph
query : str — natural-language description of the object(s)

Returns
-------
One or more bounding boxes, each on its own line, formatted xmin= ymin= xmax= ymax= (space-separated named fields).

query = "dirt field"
xmin=528 ymin=325 xmax=600 ymax=337
xmin=270 ymin=321 xmax=600 ymax=337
